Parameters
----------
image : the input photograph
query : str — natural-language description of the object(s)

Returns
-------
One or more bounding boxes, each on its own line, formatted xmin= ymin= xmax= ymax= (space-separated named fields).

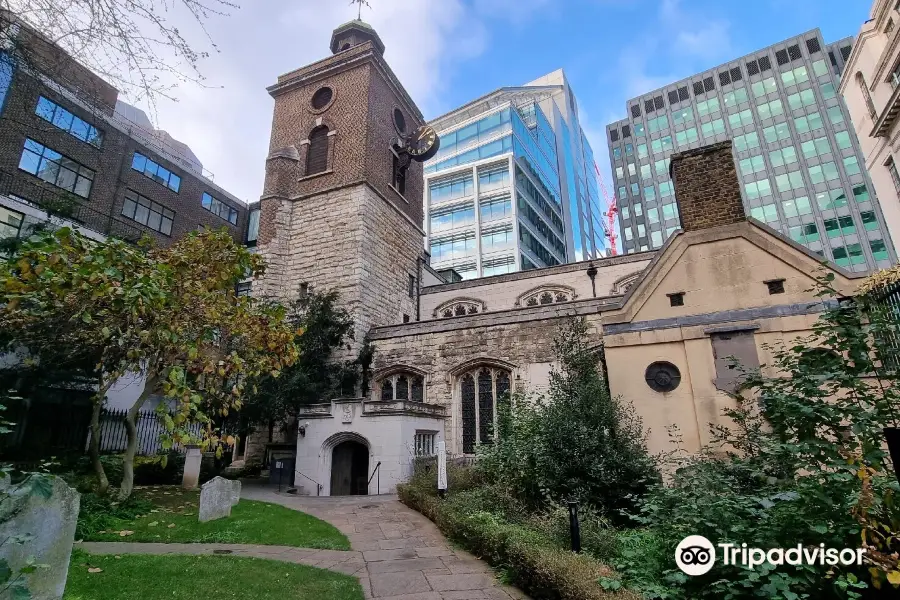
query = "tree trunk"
xmin=119 ymin=375 xmax=158 ymax=500
xmin=89 ymin=376 xmax=117 ymax=496
xmin=89 ymin=396 xmax=109 ymax=496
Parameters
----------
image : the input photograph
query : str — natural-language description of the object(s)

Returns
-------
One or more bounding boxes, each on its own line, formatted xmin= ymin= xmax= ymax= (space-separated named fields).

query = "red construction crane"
xmin=593 ymin=161 xmax=618 ymax=256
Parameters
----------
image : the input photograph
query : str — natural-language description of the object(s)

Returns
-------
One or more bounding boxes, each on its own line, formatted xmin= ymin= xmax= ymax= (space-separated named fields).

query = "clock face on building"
xmin=406 ymin=125 xmax=440 ymax=162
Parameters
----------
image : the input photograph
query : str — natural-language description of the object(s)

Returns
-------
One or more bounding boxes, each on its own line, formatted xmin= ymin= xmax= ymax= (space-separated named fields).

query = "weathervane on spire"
xmin=350 ymin=0 xmax=371 ymax=20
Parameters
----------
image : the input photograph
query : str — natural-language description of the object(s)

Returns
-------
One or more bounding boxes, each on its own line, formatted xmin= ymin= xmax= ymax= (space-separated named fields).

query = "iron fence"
xmin=866 ymin=280 xmax=900 ymax=371
xmin=86 ymin=408 xmax=229 ymax=456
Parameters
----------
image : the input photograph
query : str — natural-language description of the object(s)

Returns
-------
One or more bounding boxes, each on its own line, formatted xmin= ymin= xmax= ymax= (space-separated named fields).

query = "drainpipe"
xmin=586 ymin=262 xmax=598 ymax=298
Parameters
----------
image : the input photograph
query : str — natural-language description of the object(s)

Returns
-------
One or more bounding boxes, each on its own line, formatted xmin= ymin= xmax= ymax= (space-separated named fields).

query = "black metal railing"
xmin=86 ymin=408 xmax=231 ymax=456
xmin=368 ymin=460 xmax=381 ymax=495
xmin=866 ymin=280 xmax=900 ymax=371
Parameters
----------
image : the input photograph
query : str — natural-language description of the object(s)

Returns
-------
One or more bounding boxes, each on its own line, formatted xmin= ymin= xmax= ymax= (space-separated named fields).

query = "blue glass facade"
xmin=425 ymin=102 xmax=567 ymax=278
xmin=425 ymin=71 xmax=606 ymax=279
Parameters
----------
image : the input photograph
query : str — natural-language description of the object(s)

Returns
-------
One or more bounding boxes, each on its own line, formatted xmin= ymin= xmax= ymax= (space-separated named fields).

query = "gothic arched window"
xmin=376 ymin=372 xmax=424 ymax=403
xmin=380 ymin=378 xmax=393 ymax=401
xmin=459 ymin=366 xmax=511 ymax=454
xmin=307 ymin=125 xmax=329 ymax=175
xmin=396 ymin=375 xmax=409 ymax=400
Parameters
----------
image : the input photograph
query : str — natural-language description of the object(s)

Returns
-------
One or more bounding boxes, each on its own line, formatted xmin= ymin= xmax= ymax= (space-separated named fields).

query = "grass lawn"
xmin=64 ymin=550 xmax=364 ymax=600
xmin=83 ymin=486 xmax=349 ymax=550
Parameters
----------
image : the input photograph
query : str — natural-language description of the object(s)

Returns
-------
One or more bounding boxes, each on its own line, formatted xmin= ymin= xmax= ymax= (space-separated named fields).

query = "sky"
xmin=139 ymin=0 xmax=874 ymax=208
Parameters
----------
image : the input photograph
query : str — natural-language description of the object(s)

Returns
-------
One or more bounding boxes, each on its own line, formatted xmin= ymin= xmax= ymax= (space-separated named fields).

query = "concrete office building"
xmin=607 ymin=30 xmax=897 ymax=272
xmin=840 ymin=0 xmax=900 ymax=249
xmin=423 ymin=70 xmax=606 ymax=281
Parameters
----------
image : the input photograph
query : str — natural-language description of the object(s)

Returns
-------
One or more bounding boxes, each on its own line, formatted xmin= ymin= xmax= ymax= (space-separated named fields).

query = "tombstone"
xmin=199 ymin=476 xmax=233 ymax=522
xmin=436 ymin=441 xmax=447 ymax=498
xmin=182 ymin=446 xmax=202 ymax=490
xmin=229 ymin=479 xmax=241 ymax=507
xmin=0 ymin=476 xmax=79 ymax=600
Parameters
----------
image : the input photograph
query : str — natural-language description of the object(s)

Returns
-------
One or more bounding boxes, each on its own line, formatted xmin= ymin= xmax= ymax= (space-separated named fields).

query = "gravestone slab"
xmin=0 ymin=476 xmax=79 ymax=600
xmin=199 ymin=476 xmax=233 ymax=522
xmin=182 ymin=446 xmax=202 ymax=490
xmin=229 ymin=479 xmax=241 ymax=507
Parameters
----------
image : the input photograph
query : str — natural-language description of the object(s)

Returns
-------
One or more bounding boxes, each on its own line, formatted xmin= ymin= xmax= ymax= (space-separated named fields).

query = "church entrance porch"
xmin=295 ymin=398 xmax=447 ymax=496
xmin=330 ymin=440 xmax=369 ymax=496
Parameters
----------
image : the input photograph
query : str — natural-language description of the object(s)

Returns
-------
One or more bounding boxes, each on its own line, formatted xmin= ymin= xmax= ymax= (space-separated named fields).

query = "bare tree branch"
xmin=0 ymin=0 xmax=237 ymax=121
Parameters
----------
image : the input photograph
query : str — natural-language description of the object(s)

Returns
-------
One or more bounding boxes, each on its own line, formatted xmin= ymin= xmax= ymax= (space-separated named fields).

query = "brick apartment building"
xmin=0 ymin=11 xmax=254 ymax=249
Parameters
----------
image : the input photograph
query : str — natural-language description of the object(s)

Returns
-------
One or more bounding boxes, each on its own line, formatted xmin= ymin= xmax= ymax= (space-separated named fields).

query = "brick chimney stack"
xmin=669 ymin=141 xmax=746 ymax=232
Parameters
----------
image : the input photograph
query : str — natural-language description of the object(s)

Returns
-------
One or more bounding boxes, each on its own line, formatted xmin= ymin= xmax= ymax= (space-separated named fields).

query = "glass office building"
xmin=424 ymin=70 xmax=605 ymax=280
xmin=606 ymin=29 xmax=897 ymax=272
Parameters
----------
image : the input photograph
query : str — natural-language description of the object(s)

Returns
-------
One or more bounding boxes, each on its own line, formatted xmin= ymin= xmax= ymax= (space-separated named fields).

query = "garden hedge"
xmin=397 ymin=482 xmax=639 ymax=600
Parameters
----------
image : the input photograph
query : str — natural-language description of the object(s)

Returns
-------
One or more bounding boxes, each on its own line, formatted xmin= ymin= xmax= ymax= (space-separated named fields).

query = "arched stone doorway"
xmin=330 ymin=440 xmax=369 ymax=496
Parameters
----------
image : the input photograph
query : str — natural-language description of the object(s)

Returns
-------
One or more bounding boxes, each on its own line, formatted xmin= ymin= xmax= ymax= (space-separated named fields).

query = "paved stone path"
xmin=80 ymin=485 xmax=530 ymax=600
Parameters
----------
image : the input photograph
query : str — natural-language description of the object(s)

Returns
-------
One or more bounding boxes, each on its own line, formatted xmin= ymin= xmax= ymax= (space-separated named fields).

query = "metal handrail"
xmin=295 ymin=469 xmax=323 ymax=496
xmin=367 ymin=461 xmax=382 ymax=496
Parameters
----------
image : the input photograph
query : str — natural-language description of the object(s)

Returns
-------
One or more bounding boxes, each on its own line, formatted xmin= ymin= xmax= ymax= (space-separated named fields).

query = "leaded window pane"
xmin=478 ymin=369 xmax=494 ymax=445
xmin=461 ymin=375 xmax=476 ymax=454
xmin=411 ymin=377 xmax=424 ymax=402
xmin=381 ymin=379 xmax=393 ymax=401
xmin=396 ymin=375 xmax=409 ymax=400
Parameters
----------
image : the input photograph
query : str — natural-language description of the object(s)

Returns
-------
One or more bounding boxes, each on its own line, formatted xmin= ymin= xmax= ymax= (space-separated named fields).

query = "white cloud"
xmin=127 ymin=0 xmax=488 ymax=203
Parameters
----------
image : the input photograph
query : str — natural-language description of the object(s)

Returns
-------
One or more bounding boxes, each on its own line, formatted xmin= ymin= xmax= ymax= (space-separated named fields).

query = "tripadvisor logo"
xmin=675 ymin=535 xmax=866 ymax=576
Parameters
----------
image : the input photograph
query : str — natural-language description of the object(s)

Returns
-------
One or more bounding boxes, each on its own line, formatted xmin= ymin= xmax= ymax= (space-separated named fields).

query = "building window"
xmin=201 ymin=192 xmax=238 ymax=225
xmin=378 ymin=373 xmax=425 ymax=402
xmin=131 ymin=152 xmax=181 ymax=192
xmin=460 ymin=367 xmax=511 ymax=453
xmin=645 ymin=361 xmax=681 ymax=392
xmin=766 ymin=279 xmax=785 ymax=295
xmin=0 ymin=206 xmax=24 ymax=241
xmin=121 ymin=189 xmax=174 ymax=235
xmin=887 ymin=157 xmax=900 ymax=195
xmin=408 ymin=274 xmax=415 ymax=298
xmin=236 ymin=282 xmax=252 ymax=296
xmin=307 ymin=125 xmax=329 ymax=175
xmin=891 ymin=60 xmax=900 ymax=90
xmin=311 ymin=87 xmax=333 ymax=109
xmin=392 ymin=152 xmax=408 ymax=195
xmin=247 ymin=208 xmax=260 ymax=246
xmin=668 ymin=292 xmax=685 ymax=307
xmin=35 ymin=96 xmax=103 ymax=147
xmin=415 ymin=432 xmax=436 ymax=456
xmin=19 ymin=139 xmax=94 ymax=198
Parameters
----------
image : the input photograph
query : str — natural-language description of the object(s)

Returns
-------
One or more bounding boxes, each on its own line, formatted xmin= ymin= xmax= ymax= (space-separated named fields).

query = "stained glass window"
xmin=396 ymin=375 xmax=409 ymax=400
xmin=411 ymin=377 xmax=424 ymax=402
xmin=478 ymin=369 xmax=494 ymax=444
xmin=461 ymin=374 xmax=477 ymax=454
xmin=380 ymin=379 xmax=393 ymax=401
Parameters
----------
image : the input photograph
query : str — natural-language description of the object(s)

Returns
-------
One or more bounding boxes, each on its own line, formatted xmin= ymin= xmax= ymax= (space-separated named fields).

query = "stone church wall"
xmin=370 ymin=302 xmax=607 ymax=455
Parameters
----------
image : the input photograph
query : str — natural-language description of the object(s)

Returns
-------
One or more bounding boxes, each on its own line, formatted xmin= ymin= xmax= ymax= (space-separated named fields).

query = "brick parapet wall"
xmin=670 ymin=141 xmax=746 ymax=232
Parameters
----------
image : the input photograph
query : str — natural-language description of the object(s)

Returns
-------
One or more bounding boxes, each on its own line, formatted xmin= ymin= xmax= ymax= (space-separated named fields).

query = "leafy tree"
xmin=239 ymin=290 xmax=358 ymax=432
xmin=606 ymin=274 xmax=900 ymax=599
xmin=479 ymin=317 xmax=659 ymax=522
xmin=0 ymin=228 xmax=299 ymax=499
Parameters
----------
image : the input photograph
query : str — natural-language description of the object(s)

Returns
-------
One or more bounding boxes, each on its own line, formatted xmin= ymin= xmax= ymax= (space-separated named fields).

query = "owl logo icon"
xmin=675 ymin=535 xmax=716 ymax=576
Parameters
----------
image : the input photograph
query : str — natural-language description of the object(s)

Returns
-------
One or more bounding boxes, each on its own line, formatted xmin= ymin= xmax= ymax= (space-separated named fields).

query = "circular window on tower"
xmin=393 ymin=108 xmax=407 ymax=135
xmin=311 ymin=87 xmax=334 ymax=110
xmin=645 ymin=361 xmax=681 ymax=393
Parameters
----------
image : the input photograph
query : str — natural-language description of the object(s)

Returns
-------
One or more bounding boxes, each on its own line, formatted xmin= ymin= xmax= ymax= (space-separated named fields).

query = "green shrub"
xmin=477 ymin=318 xmax=658 ymax=523
xmin=398 ymin=480 xmax=638 ymax=600
xmin=75 ymin=492 xmax=153 ymax=539
xmin=133 ymin=452 xmax=184 ymax=485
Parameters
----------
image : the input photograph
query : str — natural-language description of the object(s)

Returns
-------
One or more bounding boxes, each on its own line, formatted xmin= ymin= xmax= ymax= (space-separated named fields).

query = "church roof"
xmin=331 ymin=19 xmax=386 ymax=55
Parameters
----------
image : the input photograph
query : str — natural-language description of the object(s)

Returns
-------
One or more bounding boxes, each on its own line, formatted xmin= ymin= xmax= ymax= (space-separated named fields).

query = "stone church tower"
xmin=255 ymin=20 xmax=427 ymax=352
